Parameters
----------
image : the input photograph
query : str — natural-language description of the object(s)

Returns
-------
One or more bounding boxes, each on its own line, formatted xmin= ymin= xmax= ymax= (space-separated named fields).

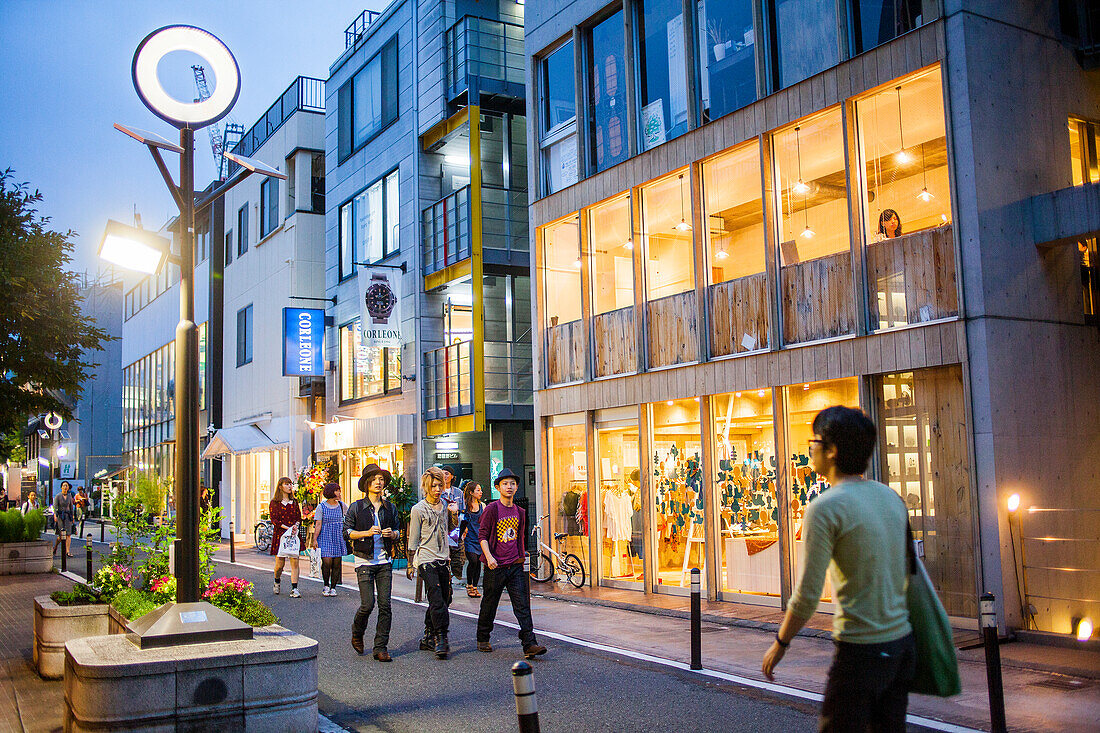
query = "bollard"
xmin=100 ymin=517 xmax=105 ymax=543
xmin=86 ymin=534 xmax=94 ymax=581
xmin=229 ymin=520 xmax=236 ymax=564
xmin=61 ymin=532 xmax=67 ymax=573
xmin=512 ymin=661 xmax=540 ymax=733
xmin=690 ymin=567 xmax=702 ymax=670
xmin=980 ymin=593 xmax=1007 ymax=733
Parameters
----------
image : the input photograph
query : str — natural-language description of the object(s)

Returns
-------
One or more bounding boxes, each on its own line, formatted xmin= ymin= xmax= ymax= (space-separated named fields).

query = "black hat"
xmin=358 ymin=463 xmax=392 ymax=493
xmin=493 ymin=467 xmax=520 ymax=488
xmin=440 ymin=464 xmax=457 ymax=477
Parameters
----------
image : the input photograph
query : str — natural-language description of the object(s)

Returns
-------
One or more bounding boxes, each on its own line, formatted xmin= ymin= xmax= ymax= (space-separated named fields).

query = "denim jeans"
xmin=819 ymin=633 xmax=915 ymax=732
xmin=419 ymin=560 xmax=452 ymax=636
xmin=476 ymin=562 xmax=537 ymax=646
xmin=353 ymin=563 xmax=393 ymax=652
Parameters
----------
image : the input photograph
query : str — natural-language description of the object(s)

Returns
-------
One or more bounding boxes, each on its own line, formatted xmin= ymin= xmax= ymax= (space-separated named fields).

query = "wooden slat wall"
xmin=546 ymin=319 xmax=584 ymax=384
xmin=647 ymin=291 xmax=699 ymax=367
xmin=708 ymin=273 xmax=771 ymax=356
xmin=780 ymin=252 xmax=856 ymax=344
xmin=592 ymin=307 xmax=637 ymax=378
xmin=866 ymin=225 xmax=959 ymax=326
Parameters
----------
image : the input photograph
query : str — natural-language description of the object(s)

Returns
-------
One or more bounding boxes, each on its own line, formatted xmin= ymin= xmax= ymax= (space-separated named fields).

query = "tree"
xmin=0 ymin=168 xmax=113 ymax=461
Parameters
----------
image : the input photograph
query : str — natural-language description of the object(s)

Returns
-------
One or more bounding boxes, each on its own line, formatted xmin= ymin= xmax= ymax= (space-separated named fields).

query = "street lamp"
xmin=99 ymin=25 xmax=284 ymax=648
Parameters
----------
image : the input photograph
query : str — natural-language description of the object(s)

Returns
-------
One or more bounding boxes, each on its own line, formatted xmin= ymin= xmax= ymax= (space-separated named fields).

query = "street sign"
xmin=435 ymin=452 xmax=461 ymax=460
xmin=282 ymin=308 xmax=325 ymax=377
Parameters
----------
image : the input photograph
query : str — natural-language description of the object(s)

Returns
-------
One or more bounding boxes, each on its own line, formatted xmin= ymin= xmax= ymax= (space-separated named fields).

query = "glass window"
xmin=586 ymin=11 xmax=630 ymax=174
xmin=857 ymin=67 xmax=957 ymax=329
xmin=851 ymin=0 xmax=926 ymax=53
xmin=237 ymin=205 xmax=249 ymax=256
xmin=351 ymin=37 xmax=399 ymax=149
xmin=260 ymin=177 xmax=279 ymax=237
xmin=311 ymin=153 xmax=325 ymax=213
xmin=543 ymin=41 xmax=576 ymax=134
xmin=773 ymin=109 xmax=854 ymax=343
xmin=773 ymin=0 xmax=839 ymax=89
xmin=224 ymin=230 xmax=232 ymax=265
xmin=702 ymin=143 xmax=769 ymax=353
xmin=785 ymin=377 xmax=860 ymax=601
xmin=541 ymin=214 xmax=582 ymax=326
xmin=636 ymin=0 xmax=689 ymax=150
xmin=641 ymin=170 xmax=696 ymax=300
xmin=650 ymin=398 xmax=704 ymax=591
xmin=236 ymin=304 xmax=253 ymax=367
xmin=339 ymin=321 xmax=400 ymax=401
xmin=1082 ymin=236 xmax=1098 ymax=322
xmin=596 ymin=415 xmax=642 ymax=585
xmin=384 ymin=169 xmax=400 ymax=257
xmin=1069 ymin=117 xmax=1100 ymax=187
xmin=697 ymin=0 xmax=757 ymax=122
xmin=711 ymin=389 xmax=778 ymax=597
xmin=340 ymin=170 xmax=399 ymax=279
xmin=588 ymin=194 xmax=634 ymax=315
xmin=547 ymin=420 xmax=590 ymax=568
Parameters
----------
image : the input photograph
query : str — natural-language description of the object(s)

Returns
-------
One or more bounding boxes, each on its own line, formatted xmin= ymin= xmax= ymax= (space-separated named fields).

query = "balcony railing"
xmin=445 ymin=16 xmax=524 ymax=102
xmin=423 ymin=341 xmax=473 ymax=421
xmin=485 ymin=341 xmax=533 ymax=406
xmin=483 ymin=185 xmax=528 ymax=256
xmin=230 ymin=76 xmax=324 ymax=165
xmin=422 ymin=186 xmax=471 ymax=275
xmin=345 ymin=10 xmax=381 ymax=49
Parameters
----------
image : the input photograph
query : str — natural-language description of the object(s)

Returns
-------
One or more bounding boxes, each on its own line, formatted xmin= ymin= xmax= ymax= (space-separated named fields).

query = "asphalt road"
xmin=221 ymin=561 xmax=821 ymax=733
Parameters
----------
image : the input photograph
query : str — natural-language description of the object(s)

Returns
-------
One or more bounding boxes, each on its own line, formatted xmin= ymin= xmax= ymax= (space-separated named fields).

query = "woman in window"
xmin=876 ymin=209 xmax=903 ymax=241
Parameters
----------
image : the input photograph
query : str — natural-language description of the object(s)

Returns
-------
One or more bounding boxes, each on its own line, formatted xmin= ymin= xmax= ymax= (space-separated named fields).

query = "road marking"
xmin=214 ymin=558 xmax=980 ymax=733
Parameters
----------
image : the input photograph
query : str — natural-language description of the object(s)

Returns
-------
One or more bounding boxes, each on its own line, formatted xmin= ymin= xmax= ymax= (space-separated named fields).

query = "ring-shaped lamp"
xmin=44 ymin=412 xmax=63 ymax=430
xmin=131 ymin=25 xmax=240 ymax=129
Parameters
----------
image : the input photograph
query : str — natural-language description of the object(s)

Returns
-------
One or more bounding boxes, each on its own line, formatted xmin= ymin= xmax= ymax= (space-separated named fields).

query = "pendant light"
xmin=916 ymin=140 xmax=935 ymax=202
xmin=675 ymin=174 xmax=692 ymax=232
xmin=624 ymin=239 xmax=633 ymax=250
xmin=894 ymin=86 xmax=912 ymax=165
xmin=792 ymin=126 xmax=810 ymax=194
xmin=715 ymin=244 xmax=729 ymax=260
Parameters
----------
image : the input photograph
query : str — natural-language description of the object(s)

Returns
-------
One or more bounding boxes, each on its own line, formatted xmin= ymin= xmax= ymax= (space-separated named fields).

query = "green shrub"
xmin=0 ymin=509 xmax=24 ymax=543
xmin=51 ymin=584 xmax=105 ymax=606
xmin=111 ymin=588 xmax=158 ymax=620
xmin=22 ymin=508 xmax=45 ymax=541
xmin=234 ymin=596 xmax=278 ymax=627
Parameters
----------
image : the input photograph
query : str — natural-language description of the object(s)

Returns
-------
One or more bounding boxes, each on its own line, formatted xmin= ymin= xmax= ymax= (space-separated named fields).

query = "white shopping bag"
xmin=307 ymin=548 xmax=321 ymax=577
xmin=277 ymin=524 xmax=301 ymax=557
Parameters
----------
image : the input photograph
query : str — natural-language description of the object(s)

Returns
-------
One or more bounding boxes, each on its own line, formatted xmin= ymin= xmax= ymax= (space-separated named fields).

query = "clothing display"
xmin=602 ymin=486 xmax=633 ymax=542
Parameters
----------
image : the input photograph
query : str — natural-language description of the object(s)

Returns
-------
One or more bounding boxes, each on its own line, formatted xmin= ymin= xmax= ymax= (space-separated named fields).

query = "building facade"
xmin=525 ymin=0 xmax=1100 ymax=635
xmin=318 ymin=1 xmax=532 ymax=498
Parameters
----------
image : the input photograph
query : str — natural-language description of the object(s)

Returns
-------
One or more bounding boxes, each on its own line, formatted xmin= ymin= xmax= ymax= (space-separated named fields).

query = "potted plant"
xmin=708 ymin=18 xmax=730 ymax=61
xmin=34 ymin=582 xmax=110 ymax=679
xmin=0 ymin=507 xmax=51 ymax=575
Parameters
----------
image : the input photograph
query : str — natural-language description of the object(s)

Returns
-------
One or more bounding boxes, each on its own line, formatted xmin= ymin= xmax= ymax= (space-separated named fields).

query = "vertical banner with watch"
xmin=357 ymin=267 xmax=403 ymax=348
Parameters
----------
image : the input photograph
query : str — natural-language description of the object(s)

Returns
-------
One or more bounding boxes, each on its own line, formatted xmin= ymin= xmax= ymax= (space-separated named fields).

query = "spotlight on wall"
xmin=1007 ymin=493 xmax=1021 ymax=514
xmin=1073 ymin=616 xmax=1094 ymax=642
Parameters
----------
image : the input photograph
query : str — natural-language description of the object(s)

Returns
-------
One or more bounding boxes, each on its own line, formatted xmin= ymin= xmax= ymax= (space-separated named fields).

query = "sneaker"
xmin=477 ymin=641 xmax=493 ymax=653
xmin=290 ymin=587 xmax=301 ymax=598
xmin=523 ymin=643 xmax=547 ymax=659
xmin=273 ymin=581 xmax=280 ymax=595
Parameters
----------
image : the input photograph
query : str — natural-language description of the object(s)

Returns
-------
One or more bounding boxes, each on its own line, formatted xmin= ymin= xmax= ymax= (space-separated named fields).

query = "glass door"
xmin=595 ymin=416 xmax=643 ymax=590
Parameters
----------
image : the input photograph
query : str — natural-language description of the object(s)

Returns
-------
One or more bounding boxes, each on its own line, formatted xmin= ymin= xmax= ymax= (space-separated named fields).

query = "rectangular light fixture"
xmin=97 ymin=219 xmax=172 ymax=275
xmin=436 ymin=441 xmax=459 ymax=450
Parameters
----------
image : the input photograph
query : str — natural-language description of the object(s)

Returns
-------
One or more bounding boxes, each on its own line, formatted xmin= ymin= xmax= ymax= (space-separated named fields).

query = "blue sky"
xmin=0 ymin=0 xmax=386 ymax=274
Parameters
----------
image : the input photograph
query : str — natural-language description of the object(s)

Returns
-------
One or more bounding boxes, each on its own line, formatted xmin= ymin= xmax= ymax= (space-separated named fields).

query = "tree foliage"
xmin=0 ymin=168 xmax=113 ymax=460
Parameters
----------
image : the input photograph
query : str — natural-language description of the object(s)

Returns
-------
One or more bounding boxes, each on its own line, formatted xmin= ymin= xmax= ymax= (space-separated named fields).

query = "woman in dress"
xmin=312 ymin=482 xmax=348 ymax=596
xmin=460 ymin=481 xmax=485 ymax=597
xmin=269 ymin=477 xmax=303 ymax=598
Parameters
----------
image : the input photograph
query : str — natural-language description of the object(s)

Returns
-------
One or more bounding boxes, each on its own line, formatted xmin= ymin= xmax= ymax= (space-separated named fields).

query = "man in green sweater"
xmin=762 ymin=406 xmax=914 ymax=731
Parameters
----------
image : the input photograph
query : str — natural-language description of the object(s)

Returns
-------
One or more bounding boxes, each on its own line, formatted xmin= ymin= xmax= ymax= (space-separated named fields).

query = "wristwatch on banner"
xmin=364 ymin=272 xmax=397 ymax=324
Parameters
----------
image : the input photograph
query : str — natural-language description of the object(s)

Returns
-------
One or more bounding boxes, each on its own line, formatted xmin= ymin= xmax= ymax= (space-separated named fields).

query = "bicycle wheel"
xmin=529 ymin=552 xmax=554 ymax=583
xmin=255 ymin=523 xmax=272 ymax=553
xmin=563 ymin=553 xmax=586 ymax=589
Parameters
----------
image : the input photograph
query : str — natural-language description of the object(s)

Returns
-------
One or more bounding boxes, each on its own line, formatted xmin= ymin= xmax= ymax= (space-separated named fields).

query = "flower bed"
xmin=0 ymin=508 xmax=52 ymax=575
xmin=109 ymin=576 xmax=278 ymax=627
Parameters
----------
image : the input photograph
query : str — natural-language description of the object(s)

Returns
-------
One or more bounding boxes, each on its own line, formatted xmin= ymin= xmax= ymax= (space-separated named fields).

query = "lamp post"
xmin=98 ymin=25 xmax=284 ymax=646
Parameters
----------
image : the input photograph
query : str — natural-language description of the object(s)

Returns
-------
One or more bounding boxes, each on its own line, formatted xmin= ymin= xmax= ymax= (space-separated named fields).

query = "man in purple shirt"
xmin=476 ymin=468 xmax=547 ymax=659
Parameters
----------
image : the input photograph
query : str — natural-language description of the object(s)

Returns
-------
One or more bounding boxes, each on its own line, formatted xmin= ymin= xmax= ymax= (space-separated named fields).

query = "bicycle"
xmin=253 ymin=519 xmax=273 ymax=552
xmin=529 ymin=514 xmax=586 ymax=589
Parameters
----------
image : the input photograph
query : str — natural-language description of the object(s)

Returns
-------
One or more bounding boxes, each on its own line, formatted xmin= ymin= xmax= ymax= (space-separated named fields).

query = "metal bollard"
xmin=690 ymin=567 xmax=702 ymax=670
xmin=61 ymin=532 xmax=67 ymax=573
xmin=980 ymin=593 xmax=1007 ymax=733
xmin=229 ymin=521 xmax=236 ymax=563
xmin=512 ymin=661 xmax=540 ymax=733
xmin=100 ymin=517 xmax=105 ymax=543
xmin=86 ymin=534 xmax=94 ymax=581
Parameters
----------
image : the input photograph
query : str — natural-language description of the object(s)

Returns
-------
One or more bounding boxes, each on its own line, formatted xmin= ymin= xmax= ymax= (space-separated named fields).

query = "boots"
xmin=419 ymin=628 xmax=436 ymax=651
xmin=434 ymin=632 xmax=449 ymax=660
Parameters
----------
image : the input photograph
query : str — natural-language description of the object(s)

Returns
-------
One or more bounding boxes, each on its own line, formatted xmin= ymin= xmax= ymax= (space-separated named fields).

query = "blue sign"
xmin=283 ymin=308 xmax=325 ymax=377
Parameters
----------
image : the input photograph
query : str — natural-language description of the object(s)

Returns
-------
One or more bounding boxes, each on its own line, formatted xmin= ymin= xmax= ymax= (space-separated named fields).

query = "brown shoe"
xmin=523 ymin=643 xmax=547 ymax=659
xmin=351 ymin=636 xmax=364 ymax=655
xmin=477 ymin=641 xmax=493 ymax=653
xmin=373 ymin=649 xmax=392 ymax=662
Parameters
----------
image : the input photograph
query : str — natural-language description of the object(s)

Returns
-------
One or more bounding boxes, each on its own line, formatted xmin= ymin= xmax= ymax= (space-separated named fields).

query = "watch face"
xmin=365 ymin=282 xmax=397 ymax=320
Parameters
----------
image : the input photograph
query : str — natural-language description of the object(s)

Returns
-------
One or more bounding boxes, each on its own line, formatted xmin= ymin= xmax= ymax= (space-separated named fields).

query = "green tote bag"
xmin=906 ymin=521 xmax=961 ymax=696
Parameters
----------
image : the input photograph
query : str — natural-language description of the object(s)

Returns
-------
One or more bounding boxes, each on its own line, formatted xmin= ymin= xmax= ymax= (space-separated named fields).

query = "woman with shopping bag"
xmin=270 ymin=477 xmax=303 ymax=598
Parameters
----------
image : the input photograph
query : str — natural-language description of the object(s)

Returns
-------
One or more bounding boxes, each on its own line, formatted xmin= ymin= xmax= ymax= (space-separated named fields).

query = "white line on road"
xmin=214 ymin=558 xmax=981 ymax=733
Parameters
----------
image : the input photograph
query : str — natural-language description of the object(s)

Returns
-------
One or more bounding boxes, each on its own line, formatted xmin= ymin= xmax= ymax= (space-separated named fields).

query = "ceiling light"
xmin=792 ymin=179 xmax=810 ymax=195
xmin=573 ymin=256 xmax=582 ymax=269
xmin=735 ymin=392 xmax=741 ymax=398
xmin=715 ymin=248 xmax=729 ymax=260
xmin=624 ymin=240 xmax=633 ymax=250
xmin=445 ymin=154 xmax=469 ymax=166
xmin=917 ymin=187 xmax=935 ymax=202
xmin=757 ymin=390 xmax=766 ymax=397
xmin=803 ymin=384 xmax=810 ymax=390
xmin=800 ymin=225 xmax=815 ymax=239
xmin=675 ymin=219 xmax=692 ymax=232
xmin=666 ymin=400 xmax=674 ymax=406
xmin=895 ymin=149 xmax=913 ymax=165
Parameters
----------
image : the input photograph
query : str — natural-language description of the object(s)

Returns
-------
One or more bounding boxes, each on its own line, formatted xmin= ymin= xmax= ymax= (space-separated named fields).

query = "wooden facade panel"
xmin=546 ymin=319 xmax=584 ymax=385
xmin=780 ymin=251 xmax=856 ymax=344
xmin=708 ymin=273 xmax=770 ymax=357
xmin=647 ymin=291 xmax=699 ymax=367
xmin=592 ymin=306 xmax=637 ymax=378
xmin=866 ymin=226 xmax=959 ymax=328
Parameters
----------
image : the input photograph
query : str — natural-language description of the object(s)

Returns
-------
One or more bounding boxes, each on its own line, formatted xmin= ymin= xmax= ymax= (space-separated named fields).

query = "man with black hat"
xmin=476 ymin=467 xmax=547 ymax=659
xmin=343 ymin=463 xmax=400 ymax=662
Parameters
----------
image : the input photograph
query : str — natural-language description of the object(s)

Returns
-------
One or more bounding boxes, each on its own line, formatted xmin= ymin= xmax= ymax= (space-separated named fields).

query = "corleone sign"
xmin=283 ymin=308 xmax=325 ymax=377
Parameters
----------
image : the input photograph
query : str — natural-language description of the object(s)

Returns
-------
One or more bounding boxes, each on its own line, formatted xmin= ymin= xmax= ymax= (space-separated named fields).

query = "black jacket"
xmin=343 ymin=498 xmax=401 ymax=560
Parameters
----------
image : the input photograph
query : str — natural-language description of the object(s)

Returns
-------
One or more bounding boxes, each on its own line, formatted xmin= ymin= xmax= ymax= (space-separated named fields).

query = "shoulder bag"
xmin=906 ymin=518 xmax=961 ymax=696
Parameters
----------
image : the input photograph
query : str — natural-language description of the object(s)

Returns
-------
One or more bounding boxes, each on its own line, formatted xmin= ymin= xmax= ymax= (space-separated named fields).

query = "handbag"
xmin=277 ymin=524 xmax=301 ymax=557
xmin=906 ymin=519 xmax=961 ymax=696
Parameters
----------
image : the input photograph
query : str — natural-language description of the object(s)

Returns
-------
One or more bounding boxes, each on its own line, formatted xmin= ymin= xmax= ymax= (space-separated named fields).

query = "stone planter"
xmin=33 ymin=595 xmax=109 ymax=680
xmin=107 ymin=604 xmax=128 ymax=635
xmin=0 ymin=540 xmax=54 ymax=575
xmin=65 ymin=624 xmax=318 ymax=732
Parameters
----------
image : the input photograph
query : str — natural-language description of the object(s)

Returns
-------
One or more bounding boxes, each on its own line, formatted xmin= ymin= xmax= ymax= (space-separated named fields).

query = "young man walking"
xmin=476 ymin=468 xmax=547 ymax=659
xmin=762 ymin=406 xmax=914 ymax=731
xmin=343 ymin=464 xmax=400 ymax=662
xmin=409 ymin=466 xmax=460 ymax=659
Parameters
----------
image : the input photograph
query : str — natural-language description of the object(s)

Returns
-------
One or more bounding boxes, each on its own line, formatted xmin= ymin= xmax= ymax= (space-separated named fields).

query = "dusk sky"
xmin=0 ymin=0 xmax=386 ymax=276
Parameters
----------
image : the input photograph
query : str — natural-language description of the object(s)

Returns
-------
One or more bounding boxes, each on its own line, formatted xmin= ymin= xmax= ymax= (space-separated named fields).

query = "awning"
xmin=201 ymin=424 xmax=288 ymax=459
xmin=315 ymin=414 xmax=415 ymax=453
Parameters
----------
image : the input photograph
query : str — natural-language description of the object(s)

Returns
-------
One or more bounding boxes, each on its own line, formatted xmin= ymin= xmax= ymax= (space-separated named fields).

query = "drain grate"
xmin=1030 ymin=677 xmax=1091 ymax=691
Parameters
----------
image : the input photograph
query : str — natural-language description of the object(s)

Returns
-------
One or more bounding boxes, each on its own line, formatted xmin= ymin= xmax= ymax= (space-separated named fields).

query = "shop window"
xmin=586 ymin=10 xmax=630 ymax=174
xmin=339 ymin=170 xmax=399 ymax=280
xmin=771 ymin=0 xmax=839 ymax=89
xmin=874 ymin=366 xmax=975 ymax=617
xmin=635 ymin=0 xmax=689 ymax=150
xmin=540 ymin=214 xmax=584 ymax=384
xmin=784 ymin=377 xmax=860 ymax=601
xmin=1069 ymin=117 xmax=1100 ymax=187
xmin=547 ymin=419 xmax=590 ymax=569
xmin=857 ymin=67 xmax=956 ymax=329
xmin=540 ymin=40 xmax=579 ymax=195
xmin=850 ymin=0 xmax=929 ymax=53
xmin=595 ymin=412 xmax=642 ymax=586
xmin=339 ymin=321 xmax=400 ymax=401
xmin=697 ymin=0 xmax=757 ymax=123
xmin=650 ymin=398 xmax=704 ymax=592
xmin=702 ymin=142 xmax=769 ymax=355
xmin=772 ymin=109 xmax=854 ymax=343
xmin=711 ymin=389 xmax=778 ymax=597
